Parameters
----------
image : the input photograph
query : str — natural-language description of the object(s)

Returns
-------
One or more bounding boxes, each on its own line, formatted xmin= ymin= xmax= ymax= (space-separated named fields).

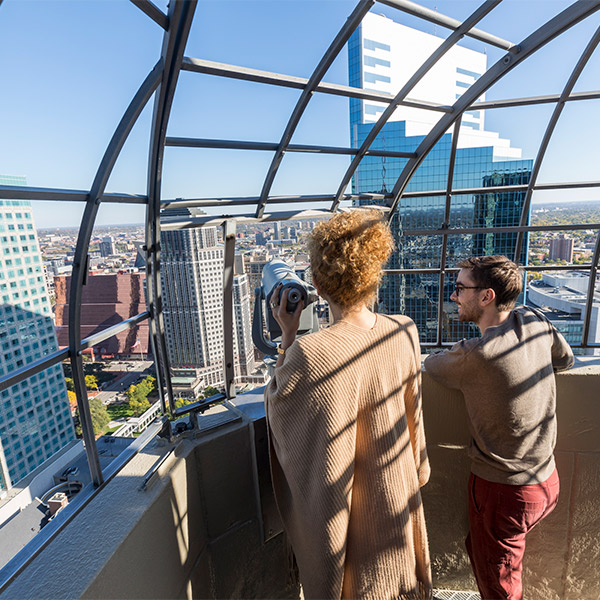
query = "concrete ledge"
xmin=0 ymin=407 xmax=299 ymax=600
xmin=0 ymin=363 xmax=597 ymax=600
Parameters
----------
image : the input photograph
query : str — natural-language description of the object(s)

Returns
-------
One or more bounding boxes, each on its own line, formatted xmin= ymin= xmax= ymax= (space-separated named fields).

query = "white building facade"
xmin=0 ymin=175 xmax=75 ymax=488
xmin=160 ymin=221 xmax=255 ymax=388
xmin=352 ymin=12 xmax=523 ymax=160
xmin=528 ymin=271 xmax=600 ymax=355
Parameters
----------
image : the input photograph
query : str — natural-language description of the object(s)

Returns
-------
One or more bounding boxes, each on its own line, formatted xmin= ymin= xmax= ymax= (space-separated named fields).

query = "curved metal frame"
xmin=513 ymin=24 xmax=600 ymax=261
xmin=67 ymin=63 xmax=162 ymax=486
xmin=255 ymin=0 xmax=374 ymax=218
xmin=1 ymin=0 xmax=600 ymax=503
xmin=331 ymin=0 xmax=503 ymax=211
xmin=386 ymin=0 xmax=600 ymax=215
xmin=145 ymin=0 xmax=197 ymax=421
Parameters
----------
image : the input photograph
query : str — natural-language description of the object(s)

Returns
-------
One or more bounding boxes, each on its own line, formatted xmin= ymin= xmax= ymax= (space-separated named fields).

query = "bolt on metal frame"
xmin=0 ymin=0 xmax=600 ymax=500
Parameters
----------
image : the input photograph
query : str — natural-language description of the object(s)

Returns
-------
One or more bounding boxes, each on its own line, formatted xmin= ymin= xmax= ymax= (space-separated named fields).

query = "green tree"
xmin=75 ymin=397 xmax=110 ymax=437
xmin=201 ymin=386 xmax=221 ymax=399
xmin=174 ymin=397 xmax=194 ymax=410
xmin=67 ymin=390 xmax=77 ymax=412
xmin=129 ymin=397 xmax=151 ymax=417
xmin=65 ymin=377 xmax=74 ymax=392
xmin=126 ymin=384 xmax=137 ymax=402
xmin=127 ymin=376 xmax=157 ymax=415
xmin=85 ymin=374 xmax=98 ymax=390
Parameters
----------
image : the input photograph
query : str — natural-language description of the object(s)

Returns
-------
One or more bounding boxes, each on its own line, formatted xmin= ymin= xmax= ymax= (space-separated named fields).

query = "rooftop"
xmin=0 ymin=0 xmax=600 ymax=597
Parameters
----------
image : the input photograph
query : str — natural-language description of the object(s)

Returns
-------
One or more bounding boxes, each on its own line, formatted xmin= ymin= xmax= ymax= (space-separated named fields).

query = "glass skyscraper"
xmin=348 ymin=14 xmax=532 ymax=343
xmin=0 ymin=175 xmax=75 ymax=487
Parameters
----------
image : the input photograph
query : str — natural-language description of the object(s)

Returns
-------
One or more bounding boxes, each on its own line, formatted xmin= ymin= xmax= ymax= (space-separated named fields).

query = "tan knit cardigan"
xmin=265 ymin=314 xmax=432 ymax=600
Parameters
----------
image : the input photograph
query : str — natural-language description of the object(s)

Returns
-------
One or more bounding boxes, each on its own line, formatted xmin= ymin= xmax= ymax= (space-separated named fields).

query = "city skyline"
xmin=1 ymin=1 xmax=599 ymax=229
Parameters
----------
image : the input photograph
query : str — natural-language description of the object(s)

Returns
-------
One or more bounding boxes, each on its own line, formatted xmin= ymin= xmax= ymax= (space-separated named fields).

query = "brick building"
xmin=54 ymin=273 xmax=150 ymax=358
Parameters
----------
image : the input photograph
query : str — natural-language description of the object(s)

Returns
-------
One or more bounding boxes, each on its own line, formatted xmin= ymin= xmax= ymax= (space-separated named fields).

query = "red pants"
xmin=465 ymin=468 xmax=559 ymax=600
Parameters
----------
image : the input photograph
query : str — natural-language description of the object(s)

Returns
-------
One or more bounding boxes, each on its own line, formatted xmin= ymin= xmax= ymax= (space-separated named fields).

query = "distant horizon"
xmin=33 ymin=197 xmax=600 ymax=232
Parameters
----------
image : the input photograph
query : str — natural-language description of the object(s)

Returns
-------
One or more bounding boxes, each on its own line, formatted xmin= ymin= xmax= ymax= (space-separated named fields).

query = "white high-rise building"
xmin=352 ymin=12 xmax=522 ymax=160
xmin=0 ymin=175 xmax=75 ymax=487
xmin=160 ymin=215 xmax=255 ymax=387
xmin=233 ymin=274 xmax=255 ymax=378
xmin=528 ymin=272 xmax=600 ymax=355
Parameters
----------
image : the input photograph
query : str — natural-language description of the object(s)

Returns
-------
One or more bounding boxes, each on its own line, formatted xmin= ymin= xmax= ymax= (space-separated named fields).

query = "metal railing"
xmin=1 ymin=0 xmax=600 ymax=587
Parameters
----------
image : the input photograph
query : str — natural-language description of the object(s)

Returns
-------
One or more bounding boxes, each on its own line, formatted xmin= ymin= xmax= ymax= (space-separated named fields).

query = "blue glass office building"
xmin=348 ymin=23 xmax=532 ymax=343
xmin=0 ymin=175 xmax=75 ymax=487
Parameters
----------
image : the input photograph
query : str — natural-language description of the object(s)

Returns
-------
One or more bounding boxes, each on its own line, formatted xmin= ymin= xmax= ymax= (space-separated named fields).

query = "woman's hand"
xmin=270 ymin=283 xmax=305 ymax=349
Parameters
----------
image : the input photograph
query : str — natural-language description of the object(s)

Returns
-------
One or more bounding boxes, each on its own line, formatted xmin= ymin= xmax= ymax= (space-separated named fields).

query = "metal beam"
xmin=129 ymin=0 xmax=169 ymax=29
xmin=436 ymin=117 xmax=461 ymax=346
xmin=161 ymin=192 xmax=390 ymax=210
xmin=376 ymin=0 xmax=514 ymax=50
xmin=146 ymin=0 xmax=196 ymax=416
xmin=66 ymin=61 xmax=163 ymax=489
xmin=387 ymin=0 xmax=600 ymax=220
xmin=474 ymin=89 xmax=600 ymax=110
xmin=160 ymin=181 xmax=600 ymax=210
xmin=256 ymin=0 xmax=375 ymax=218
xmin=513 ymin=24 xmax=600 ymax=262
xmin=402 ymin=223 xmax=600 ymax=237
xmin=222 ymin=220 xmax=237 ymax=399
xmin=0 ymin=349 xmax=69 ymax=393
xmin=0 ymin=185 xmax=147 ymax=204
xmin=78 ymin=312 xmax=150 ymax=352
xmin=332 ymin=0 xmax=502 ymax=211
xmin=181 ymin=57 xmax=452 ymax=113
xmin=165 ymin=136 xmax=416 ymax=158
xmin=384 ymin=264 xmax=595 ymax=274
xmin=582 ymin=230 xmax=600 ymax=346
xmin=0 ymin=312 xmax=150 ymax=393
xmin=160 ymin=208 xmax=340 ymax=230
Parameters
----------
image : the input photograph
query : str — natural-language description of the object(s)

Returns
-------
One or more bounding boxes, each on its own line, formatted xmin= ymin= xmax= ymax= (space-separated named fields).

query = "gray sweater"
xmin=424 ymin=306 xmax=574 ymax=485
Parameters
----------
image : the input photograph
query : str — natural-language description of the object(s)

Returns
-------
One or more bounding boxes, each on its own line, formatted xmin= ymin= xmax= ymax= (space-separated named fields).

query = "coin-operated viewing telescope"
xmin=252 ymin=259 xmax=319 ymax=356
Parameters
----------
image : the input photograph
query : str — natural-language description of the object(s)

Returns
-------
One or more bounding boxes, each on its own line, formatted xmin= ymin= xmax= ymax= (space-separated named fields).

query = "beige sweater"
xmin=265 ymin=314 xmax=432 ymax=600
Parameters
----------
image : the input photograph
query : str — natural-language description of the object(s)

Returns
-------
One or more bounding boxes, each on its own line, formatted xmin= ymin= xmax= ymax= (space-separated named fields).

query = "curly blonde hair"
xmin=308 ymin=210 xmax=394 ymax=308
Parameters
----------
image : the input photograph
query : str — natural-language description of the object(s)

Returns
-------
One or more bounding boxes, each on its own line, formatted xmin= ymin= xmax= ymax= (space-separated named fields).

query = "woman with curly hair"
xmin=265 ymin=209 xmax=432 ymax=600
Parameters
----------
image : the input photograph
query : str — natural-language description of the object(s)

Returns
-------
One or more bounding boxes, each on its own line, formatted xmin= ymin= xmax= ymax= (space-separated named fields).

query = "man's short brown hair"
xmin=458 ymin=255 xmax=523 ymax=311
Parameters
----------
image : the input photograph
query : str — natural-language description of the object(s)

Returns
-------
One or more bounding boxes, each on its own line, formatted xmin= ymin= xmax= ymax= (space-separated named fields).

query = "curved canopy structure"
xmin=0 ymin=0 xmax=599 ymax=491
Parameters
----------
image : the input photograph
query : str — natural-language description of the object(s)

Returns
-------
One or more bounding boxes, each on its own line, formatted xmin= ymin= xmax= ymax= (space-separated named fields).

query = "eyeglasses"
xmin=454 ymin=284 xmax=486 ymax=296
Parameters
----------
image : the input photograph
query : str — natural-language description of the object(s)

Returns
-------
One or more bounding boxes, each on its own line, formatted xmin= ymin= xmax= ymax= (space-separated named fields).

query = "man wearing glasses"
xmin=424 ymin=255 xmax=573 ymax=600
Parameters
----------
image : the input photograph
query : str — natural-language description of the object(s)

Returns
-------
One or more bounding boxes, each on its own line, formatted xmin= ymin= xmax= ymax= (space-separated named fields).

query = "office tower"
xmin=0 ymin=175 xmax=75 ymax=486
xmin=160 ymin=213 xmax=254 ymax=387
xmin=54 ymin=273 xmax=149 ymax=358
xmin=349 ymin=13 xmax=532 ymax=343
xmin=255 ymin=231 xmax=266 ymax=246
xmin=233 ymin=274 xmax=255 ymax=378
xmin=549 ymin=235 xmax=574 ymax=262
xmin=272 ymin=222 xmax=280 ymax=241
xmin=243 ymin=249 xmax=273 ymax=298
xmin=134 ymin=247 xmax=146 ymax=270
xmin=234 ymin=253 xmax=245 ymax=276
xmin=99 ymin=236 xmax=115 ymax=258
xmin=0 ymin=438 xmax=10 ymax=497
xmin=528 ymin=271 xmax=599 ymax=354
xmin=160 ymin=220 xmax=224 ymax=386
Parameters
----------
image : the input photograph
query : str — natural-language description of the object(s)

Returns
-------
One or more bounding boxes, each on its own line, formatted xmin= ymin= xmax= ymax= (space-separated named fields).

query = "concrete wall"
xmin=422 ymin=358 xmax=600 ymax=599
xmin=0 ymin=412 xmax=299 ymax=600
xmin=0 ymin=363 xmax=597 ymax=599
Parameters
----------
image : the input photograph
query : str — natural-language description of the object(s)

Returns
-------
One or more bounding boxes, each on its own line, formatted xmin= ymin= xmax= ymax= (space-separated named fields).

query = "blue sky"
xmin=0 ymin=0 xmax=599 ymax=228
